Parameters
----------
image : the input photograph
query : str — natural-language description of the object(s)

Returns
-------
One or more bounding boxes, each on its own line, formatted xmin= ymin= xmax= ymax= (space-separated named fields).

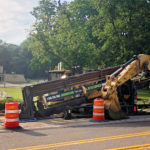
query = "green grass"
xmin=137 ymin=88 xmax=150 ymax=104
xmin=0 ymin=87 xmax=23 ymax=110
xmin=0 ymin=87 xmax=23 ymax=101
xmin=0 ymin=80 xmax=43 ymax=110
xmin=137 ymin=88 xmax=150 ymax=100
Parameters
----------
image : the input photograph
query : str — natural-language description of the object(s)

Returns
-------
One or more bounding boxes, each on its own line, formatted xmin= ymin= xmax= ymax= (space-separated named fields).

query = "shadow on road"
xmin=68 ymin=119 xmax=150 ymax=128
xmin=4 ymin=126 xmax=47 ymax=136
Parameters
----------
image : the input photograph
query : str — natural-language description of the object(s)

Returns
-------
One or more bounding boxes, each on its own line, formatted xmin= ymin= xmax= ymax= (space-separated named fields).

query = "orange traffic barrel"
xmin=4 ymin=101 xmax=19 ymax=128
xmin=93 ymin=98 xmax=105 ymax=120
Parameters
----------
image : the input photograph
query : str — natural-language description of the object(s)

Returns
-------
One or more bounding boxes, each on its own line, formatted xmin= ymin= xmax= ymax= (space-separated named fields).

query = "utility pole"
xmin=3 ymin=70 xmax=6 ymax=88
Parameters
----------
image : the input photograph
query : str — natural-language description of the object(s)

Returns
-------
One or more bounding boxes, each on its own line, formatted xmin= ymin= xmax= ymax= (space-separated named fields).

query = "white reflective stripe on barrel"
xmin=5 ymin=110 xmax=19 ymax=113
xmin=93 ymin=113 xmax=104 ymax=116
xmin=93 ymin=106 xmax=104 ymax=109
xmin=7 ymin=102 xmax=15 ymax=104
xmin=5 ymin=118 xmax=19 ymax=122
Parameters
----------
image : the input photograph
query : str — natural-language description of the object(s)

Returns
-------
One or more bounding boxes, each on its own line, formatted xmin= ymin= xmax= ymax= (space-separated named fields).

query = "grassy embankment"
xmin=0 ymin=87 xmax=149 ymax=110
xmin=0 ymin=87 xmax=23 ymax=110
xmin=137 ymin=88 xmax=150 ymax=104
xmin=0 ymin=80 xmax=42 ymax=110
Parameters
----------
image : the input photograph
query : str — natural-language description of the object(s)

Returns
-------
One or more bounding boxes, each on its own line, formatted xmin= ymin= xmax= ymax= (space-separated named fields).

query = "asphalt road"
xmin=1 ymin=117 xmax=150 ymax=150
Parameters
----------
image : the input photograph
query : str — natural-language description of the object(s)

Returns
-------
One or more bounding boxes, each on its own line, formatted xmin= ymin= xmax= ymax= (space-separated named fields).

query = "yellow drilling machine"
xmin=20 ymin=54 xmax=150 ymax=120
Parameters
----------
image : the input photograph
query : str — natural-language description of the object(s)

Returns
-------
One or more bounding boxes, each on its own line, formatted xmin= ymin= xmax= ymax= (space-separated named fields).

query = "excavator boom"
xmin=101 ymin=54 xmax=150 ymax=119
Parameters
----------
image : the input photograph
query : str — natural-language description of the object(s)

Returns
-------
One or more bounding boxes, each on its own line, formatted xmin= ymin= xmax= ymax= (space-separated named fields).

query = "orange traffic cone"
xmin=93 ymin=98 xmax=105 ymax=121
xmin=4 ymin=101 xmax=19 ymax=128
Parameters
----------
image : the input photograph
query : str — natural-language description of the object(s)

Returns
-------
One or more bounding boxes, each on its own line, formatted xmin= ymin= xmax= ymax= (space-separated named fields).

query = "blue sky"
xmin=0 ymin=0 xmax=72 ymax=45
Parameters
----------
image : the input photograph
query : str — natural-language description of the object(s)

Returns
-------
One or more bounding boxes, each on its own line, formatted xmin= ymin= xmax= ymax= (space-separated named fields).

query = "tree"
xmin=29 ymin=0 xmax=60 ymax=70
xmin=91 ymin=0 xmax=150 ymax=67
xmin=29 ymin=0 xmax=99 ymax=71
xmin=53 ymin=0 xmax=99 ymax=69
xmin=0 ymin=42 xmax=19 ymax=73
xmin=0 ymin=39 xmax=47 ymax=79
xmin=29 ymin=0 xmax=150 ymax=71
xmin=19 ymin=39 xmax=47 ymax=79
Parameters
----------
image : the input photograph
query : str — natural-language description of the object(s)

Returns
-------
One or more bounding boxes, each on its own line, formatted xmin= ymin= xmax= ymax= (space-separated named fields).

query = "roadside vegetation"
xmin=0 ymin=87 xmax=22 ymax=101
xmin=0 ymin=87 xmax=22 ymax=110
xmin=138 ymin=89 xmax=150 ymax=100
xmin=137 ymin=88 xmax=150 ymax=105
xmin=0 ymin=0 xmax=150 ymax=75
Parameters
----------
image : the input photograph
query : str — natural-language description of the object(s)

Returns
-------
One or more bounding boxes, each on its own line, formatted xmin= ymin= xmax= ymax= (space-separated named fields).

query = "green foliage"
xmin=28 ymin=0 xmax=150 ymax=71
xmin=91 ymin=0 xmax=150 ymax=67
xmin=0 ymin=87 xmax=23 ymax=110
xmin=1 ymin=0 xmax=148 ymax=74
xmin=29 ymin=0 xmax=60 ymax=70
xmin=28 ymin=0 xmax=99 ymax=70
xmin=137 ymin=88 xmax=150 ymax=101
xmin=0 ymin=87 xmax=23 ymax=101
xmin=0 ymin=42 xmax=19 ymax=73
xmin=0 ymin=39 xmax=47 ymax=79
xmin=53 ymin=0 xmax=99 ymax=69
xmin=19 ymin=39 xmax=47 ymax=78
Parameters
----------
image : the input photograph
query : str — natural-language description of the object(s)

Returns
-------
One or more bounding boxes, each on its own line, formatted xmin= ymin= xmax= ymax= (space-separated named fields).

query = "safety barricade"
xmin=93 ymin=98 xmax=105 ymax=120
xmin=4 ymin=101 xmax=19 ymax=128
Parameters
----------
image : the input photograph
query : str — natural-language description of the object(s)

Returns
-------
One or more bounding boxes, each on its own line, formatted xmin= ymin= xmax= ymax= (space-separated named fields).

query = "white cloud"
xmin=0 ymin=0 xmax=39 ymax=45
xmin=0 ymin=0 xmax=72 ymax=45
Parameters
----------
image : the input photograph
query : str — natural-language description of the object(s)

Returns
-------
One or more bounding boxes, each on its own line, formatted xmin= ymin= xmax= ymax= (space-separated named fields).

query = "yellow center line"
xmin=106 ymin=143 xmax=150 ymax=150
xmin=9 ymin=131 xmax=150 ymax=150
